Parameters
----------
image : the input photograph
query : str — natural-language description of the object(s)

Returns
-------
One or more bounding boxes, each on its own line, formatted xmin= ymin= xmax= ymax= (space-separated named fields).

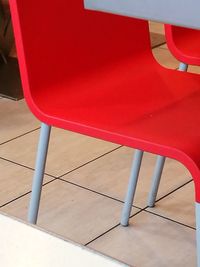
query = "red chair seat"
xmin=32 ymin=54 xmax=200 ymax=199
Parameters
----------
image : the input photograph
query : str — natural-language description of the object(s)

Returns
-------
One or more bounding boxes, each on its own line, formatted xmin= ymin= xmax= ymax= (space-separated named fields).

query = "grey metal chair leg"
xmin=147 ymin=155 xmax=166 ymax=207
xmin=178 ymin=62 xmax=188 ymax=71
xmin=147 ymin=62 xmax=188 ymax=208
xmin=28 ymin=123 xmax=51 ymax=224
xmin=196 ymin=202 xmax=200 ymax=267
xmin=121 ymin=149 xmax=144 ymax=226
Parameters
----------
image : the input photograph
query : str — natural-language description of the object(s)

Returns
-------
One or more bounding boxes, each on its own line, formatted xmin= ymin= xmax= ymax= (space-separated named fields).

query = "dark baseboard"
xmin=0 ymin=56 xmax=23 ymax=100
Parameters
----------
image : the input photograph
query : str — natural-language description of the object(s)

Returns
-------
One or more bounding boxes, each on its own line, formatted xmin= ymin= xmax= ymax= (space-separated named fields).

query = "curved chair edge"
xmin=164 ymin=24 xmax=200 ymax=66
xmin=21 ymin=102 xmax=200 ymax=204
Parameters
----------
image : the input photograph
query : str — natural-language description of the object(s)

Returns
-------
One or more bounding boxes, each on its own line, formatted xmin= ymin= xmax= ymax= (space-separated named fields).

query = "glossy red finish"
xmin=9 ymin=1 xmax=200 ymax=201
xmin=165 ymin=25 xmax=200 ymax=65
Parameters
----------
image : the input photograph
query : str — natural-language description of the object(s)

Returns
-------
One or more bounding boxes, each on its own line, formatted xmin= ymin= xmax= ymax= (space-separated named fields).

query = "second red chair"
xmin=148 ymin=25 xmax=200 ymax=209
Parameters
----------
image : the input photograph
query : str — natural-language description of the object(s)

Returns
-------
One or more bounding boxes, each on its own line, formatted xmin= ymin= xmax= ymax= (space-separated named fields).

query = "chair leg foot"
xmin=178 ymin=62 xmax=188 ymax=71
xmin=28 ymin=123 xmax=51 ymax=224
xmin=147 ymin=155 xmax=165 ymax=207
xmin=120 ymin=149 xmax=143 ymax=226
xmin=196 ymin=202 xmax=200 ymax=267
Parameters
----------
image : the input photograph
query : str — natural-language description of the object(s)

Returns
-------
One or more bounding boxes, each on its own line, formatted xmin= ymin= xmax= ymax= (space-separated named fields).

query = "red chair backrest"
xmin=165 ymin=25 xmax=200 ymax=65
xmin=9 ymin=1 xmax=151 ymax=96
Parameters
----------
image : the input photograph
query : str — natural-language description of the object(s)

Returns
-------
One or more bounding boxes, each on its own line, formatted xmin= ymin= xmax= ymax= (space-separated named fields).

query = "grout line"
xmin=0 ymin=127 xmax=40 ymax=146
xmin=58 ymin=177 xmax=192 ymax=214
xmin=152 ymin=41 xmax=166 ymax=50
xmin=58 ymin=177 xmax=142 ymax=211
xmin=86 ymin=198 xmax=195 ymax=247
xmin=58 ymin=177 xmax=126 ymax=204
xmin=0 ymin=178 xmax=57 ymax=208
xmin=0 ymin=145 xmax=123 ymax=180
xmin=141 ymin=178 xmax=195 ymax=230
xmin=0 ymin=157 xmax=56 ymax=179
xmin=85 ymin=223 xmax=120 ymax=246
xmin=0 ymin=156 xmax=37 ymax=171
xmin=84 ymin=177 xmax=195 ymax=244
xmin=58 ymin=145 xmax=123 ymax=179
xmin=154 ymin=178 xmax=192 ymax=203
xmin=58 ymin=176 xmax=192 ymax=211
xmin=144 ymin=209 xmax=196 ymax=230
xmin=0 ymin=146 xmax=126 ymax=206
xmin=85 ymin=208 xmax=144 ymax=246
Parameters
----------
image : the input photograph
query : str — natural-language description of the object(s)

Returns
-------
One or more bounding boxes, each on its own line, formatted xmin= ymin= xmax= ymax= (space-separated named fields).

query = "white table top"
xmin=84 ymin=0 xmax=200 ymax=29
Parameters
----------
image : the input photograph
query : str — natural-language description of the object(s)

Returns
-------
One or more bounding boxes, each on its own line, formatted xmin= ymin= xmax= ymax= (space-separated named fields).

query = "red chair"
xmin=9 ymin=1 xmax=200 ymax=265
xmin=148 ymin=25 xmax=200 ymax=209
xmin=165 ymin=25 xmax=200 ymax=66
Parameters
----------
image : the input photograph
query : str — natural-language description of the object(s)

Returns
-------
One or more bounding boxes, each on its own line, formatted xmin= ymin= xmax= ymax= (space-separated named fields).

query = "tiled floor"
xmin=0 ymin=23 xmax=199 ymax=266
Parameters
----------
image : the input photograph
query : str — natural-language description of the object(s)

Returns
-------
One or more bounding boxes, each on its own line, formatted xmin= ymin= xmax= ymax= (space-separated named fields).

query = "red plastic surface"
xmin=165 ymin=25 xmax=200 ymax=65
xmin=9 ymin=1 xmax=200 ymax=202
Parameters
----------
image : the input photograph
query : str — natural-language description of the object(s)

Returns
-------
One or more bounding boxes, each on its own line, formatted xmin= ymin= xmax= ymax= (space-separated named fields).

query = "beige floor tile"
xmin=1 ymin=179 xmax=139 ymax=244
xmin=188 ymin=65 xmax=200 ymax=74
xmin=149 ymin=22 xmax=164 ymax=35
xmin=0 ymin=99 xmax=39 ymax=144
xmin=0 ymin=127 xmax=118 ymax=177
xmin=89 ymin=212 xmax=196 ymax=267
xmin=156 ymin=45 xmax=200 ymax=74
xmin=150 ymin=32 xmax=165 ymax=48
xmin=159 ymin=43 xmax=168 ymax=49
xmin=0 ymin=158 xmax=52 ymax=206
xmin=62 ymin=147 xmax=191 ymax=208
xmin=157 ymin=45 xmax=200 ymax=73
xmin=152 ymin=47 xmax=179 ymax=69
xmin=147 ymin=182 xmax=195 ymax=227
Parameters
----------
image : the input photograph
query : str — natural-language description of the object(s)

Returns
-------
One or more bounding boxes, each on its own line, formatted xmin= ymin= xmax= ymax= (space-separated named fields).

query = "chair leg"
xmin=147 ymin=62 xmax=188 ymax=208
xmin=28 ymin=123 xmax=51 ymax=224
xmin=178 ymin=62 xmax=188 ymax=71
xmin=147 ymin=155 xmax=166 ymax=207
xmin=121 ymin=149 xmax=143 ymax=226
xmin=196 ymin=202 xmax=200 ymax=267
